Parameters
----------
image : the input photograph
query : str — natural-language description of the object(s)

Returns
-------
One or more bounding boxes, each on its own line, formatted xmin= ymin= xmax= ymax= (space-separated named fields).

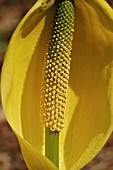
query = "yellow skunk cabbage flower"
xmin=1 ymin=0 xmax=113 ymax=169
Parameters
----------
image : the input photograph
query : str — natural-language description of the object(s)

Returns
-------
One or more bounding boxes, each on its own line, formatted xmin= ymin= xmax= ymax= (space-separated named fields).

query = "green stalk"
xmin=45 ymin=128 xmax=59 ymax=168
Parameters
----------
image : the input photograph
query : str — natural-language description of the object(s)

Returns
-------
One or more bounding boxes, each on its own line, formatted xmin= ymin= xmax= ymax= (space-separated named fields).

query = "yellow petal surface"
xmin=59 ymin=0 xmax=113 ymax=169
xmin=1 ymin=0 xmax=113 ymax=170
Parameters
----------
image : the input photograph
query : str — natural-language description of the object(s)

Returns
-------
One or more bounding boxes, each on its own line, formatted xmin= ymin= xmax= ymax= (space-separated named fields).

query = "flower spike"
xmin=41 ymin=0 xmax=75 ymax=132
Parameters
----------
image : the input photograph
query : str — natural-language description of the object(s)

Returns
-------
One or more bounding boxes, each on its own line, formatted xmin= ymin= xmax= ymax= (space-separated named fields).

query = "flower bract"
xmin=1 ymin=0 xmax=113 ymax=169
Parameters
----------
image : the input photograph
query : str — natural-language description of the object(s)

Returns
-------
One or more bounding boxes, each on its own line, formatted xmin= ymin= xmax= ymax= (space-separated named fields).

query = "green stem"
xmin=45 ymin=128 xmax=59 ymax=168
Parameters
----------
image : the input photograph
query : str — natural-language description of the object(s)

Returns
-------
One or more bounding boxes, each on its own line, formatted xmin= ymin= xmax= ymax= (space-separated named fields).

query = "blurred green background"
xmin=0 ymin=0 xmax=113 ymax=170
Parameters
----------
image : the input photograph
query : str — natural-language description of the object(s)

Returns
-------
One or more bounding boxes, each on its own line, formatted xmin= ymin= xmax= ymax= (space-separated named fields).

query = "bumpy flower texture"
xmin=1 ymin=0 xmax=113 ymax=170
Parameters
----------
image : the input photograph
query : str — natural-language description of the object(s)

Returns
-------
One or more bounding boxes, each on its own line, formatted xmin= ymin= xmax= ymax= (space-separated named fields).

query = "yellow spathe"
xmin=1 ymin=0 xmax=113 ymax=169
